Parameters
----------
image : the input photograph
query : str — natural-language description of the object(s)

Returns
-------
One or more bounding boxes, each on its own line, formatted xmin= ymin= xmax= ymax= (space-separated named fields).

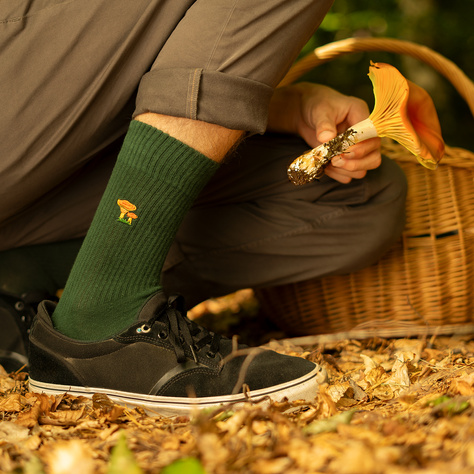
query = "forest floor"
xmin=1 ymin=290 xmax=474 ymax=474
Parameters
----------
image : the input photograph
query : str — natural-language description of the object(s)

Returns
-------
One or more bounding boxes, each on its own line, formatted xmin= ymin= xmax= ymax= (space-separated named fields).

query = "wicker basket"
xmin=255 ymin=38 xmax=474 ymax=338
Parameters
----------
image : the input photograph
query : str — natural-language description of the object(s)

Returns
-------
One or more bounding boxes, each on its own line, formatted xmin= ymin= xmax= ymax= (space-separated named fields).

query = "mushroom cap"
xmin=117 ymin=199 xmax=137 ymax=212
xmin=368 ymin=61 xmax=444 ymax=169
xmin=126 ymin=212 xmax=138 ymax=219
xmin=405 ymin=80 xmax=445 ymax=169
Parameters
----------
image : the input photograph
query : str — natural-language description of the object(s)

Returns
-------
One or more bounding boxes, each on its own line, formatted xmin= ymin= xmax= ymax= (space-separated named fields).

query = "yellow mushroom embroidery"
xmin=117 ymin=199 xmax=138 ymax=225
xmin=287 ymin=61 xmax=445 ymax=185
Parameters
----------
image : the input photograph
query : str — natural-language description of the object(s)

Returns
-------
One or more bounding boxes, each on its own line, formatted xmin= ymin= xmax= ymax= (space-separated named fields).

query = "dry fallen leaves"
xmin=1 ymin=299 xmax=474 ymax=473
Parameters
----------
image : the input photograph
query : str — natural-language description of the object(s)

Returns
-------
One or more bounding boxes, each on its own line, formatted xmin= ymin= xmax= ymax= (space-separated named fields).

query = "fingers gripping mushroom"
xmin=287 ymin=61 xmax=445 ymax=185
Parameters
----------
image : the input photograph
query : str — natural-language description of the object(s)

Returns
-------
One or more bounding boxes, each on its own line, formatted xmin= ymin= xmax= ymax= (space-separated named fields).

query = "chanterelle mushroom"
xmin=287 ymin=61 xmax=445 ymax=185
xmin=117 ymin=199 xmax=137 ymax=219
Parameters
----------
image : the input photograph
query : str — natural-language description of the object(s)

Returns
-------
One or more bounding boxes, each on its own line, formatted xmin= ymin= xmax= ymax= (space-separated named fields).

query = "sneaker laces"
xmin=150 ymin=295 xmax=222 ymax=364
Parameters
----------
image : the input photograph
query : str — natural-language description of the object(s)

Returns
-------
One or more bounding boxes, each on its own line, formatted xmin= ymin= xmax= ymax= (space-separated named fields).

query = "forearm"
xmin=266 ymin=85 xmax=303 ymax=135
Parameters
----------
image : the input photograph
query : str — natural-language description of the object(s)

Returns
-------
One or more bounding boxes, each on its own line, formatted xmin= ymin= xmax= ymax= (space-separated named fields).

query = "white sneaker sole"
xmin=29 ymin=365 xmax=322 ymax=417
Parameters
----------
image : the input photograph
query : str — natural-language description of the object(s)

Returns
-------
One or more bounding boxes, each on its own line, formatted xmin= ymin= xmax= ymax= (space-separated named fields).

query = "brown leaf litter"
xmin=1 ymin=295 xmax=474 ymax=473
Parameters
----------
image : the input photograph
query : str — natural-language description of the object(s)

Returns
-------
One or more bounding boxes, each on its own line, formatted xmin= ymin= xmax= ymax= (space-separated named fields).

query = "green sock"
xmin=52 ymin=120 xmax=219 ymax=341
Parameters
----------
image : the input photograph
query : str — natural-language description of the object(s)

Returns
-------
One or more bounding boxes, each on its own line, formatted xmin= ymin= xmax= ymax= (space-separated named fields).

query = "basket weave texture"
xmin=256 ymin=38 xmax=474 ymax=337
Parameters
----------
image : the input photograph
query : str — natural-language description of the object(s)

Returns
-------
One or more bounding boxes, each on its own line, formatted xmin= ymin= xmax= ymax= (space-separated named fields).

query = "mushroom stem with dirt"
xmin=287 ymin=61 xmax=445 ymax=185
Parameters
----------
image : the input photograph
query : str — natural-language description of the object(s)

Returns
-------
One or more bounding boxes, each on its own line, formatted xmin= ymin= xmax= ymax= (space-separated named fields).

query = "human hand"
xmin=267 ymin=83 xmax=382 ymax=183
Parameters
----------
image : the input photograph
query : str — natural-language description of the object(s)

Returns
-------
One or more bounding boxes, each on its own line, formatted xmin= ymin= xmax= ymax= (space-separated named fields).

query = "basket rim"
xmin=280 ymin=37 xmax=474 ymax=119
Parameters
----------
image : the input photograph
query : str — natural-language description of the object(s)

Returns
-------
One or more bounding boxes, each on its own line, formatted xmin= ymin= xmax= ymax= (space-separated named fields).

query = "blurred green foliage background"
xmin=296 ymin=0 xmax=474 ymax=149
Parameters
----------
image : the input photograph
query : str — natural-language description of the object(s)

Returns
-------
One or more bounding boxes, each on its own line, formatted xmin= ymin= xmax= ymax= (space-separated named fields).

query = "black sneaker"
xmin=28 ymin=292 xmax=323 ymax=416
xmin=0 ymin=291 xmax=54 ymax=372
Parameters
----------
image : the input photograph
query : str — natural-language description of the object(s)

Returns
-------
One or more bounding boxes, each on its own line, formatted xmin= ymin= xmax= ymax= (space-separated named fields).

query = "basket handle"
xmin=280 ymin=37 xmax=474 ymax=118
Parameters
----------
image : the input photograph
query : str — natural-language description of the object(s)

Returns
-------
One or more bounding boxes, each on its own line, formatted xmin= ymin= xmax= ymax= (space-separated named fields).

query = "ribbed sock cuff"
xmin=119 ymin=120 xmax=220 ymax=200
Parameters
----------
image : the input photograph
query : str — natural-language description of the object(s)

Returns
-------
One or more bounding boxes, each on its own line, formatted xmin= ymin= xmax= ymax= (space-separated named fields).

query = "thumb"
xmin=315 ymin=118 xmax=337 ymax=144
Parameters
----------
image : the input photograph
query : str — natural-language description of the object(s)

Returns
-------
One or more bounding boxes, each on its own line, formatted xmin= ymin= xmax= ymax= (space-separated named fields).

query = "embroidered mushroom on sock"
xmin=126 ymin=212 xmax=138 ymax=225
xmin=117 ymin=199 xmax=138 ymax=225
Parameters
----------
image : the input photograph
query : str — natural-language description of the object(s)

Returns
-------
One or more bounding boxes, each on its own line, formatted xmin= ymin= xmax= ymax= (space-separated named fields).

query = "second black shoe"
xmin=28 ymin=292 xmax=324 ymax=416
xmin=0 ymin=290 xmax=55 ymax=372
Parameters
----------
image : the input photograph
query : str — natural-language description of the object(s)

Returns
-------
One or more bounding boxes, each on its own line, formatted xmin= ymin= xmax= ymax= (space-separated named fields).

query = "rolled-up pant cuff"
xmin=134 ymin=68 xmax=274 ymax=134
